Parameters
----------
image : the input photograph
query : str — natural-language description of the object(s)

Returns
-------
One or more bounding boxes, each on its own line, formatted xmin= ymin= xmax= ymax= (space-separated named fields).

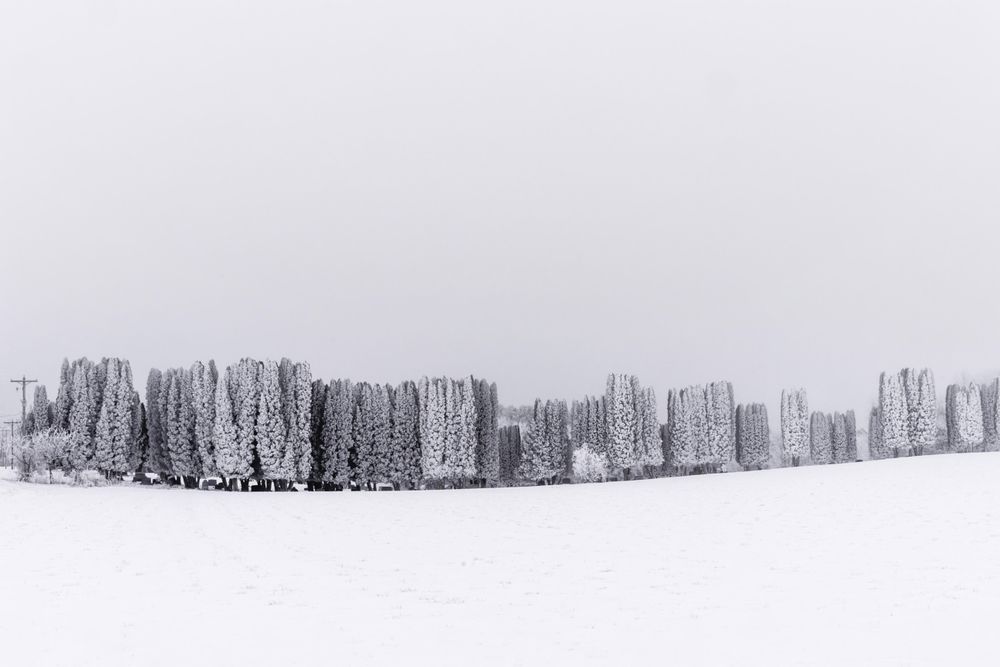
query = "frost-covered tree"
xmin=520 ymin=399 xmax=566 ymax=482
xmin=32 ymin=385 xmax=50 ymax=432
xmin=145 ymin=368 xmax=169 ymax=474
xmin=369 ymin=383 xmax=394 ymax=484
xmin=571 ymin=400 xmax=585 ymax=447
xmin=706 ymin=381 xmax=735 ymax=470
xmin=255 ymin=360 xmax=286 ymax=482
xmin=548 ymin=398 xmax=571 ymax=477
xmin=309 ymin=379 xmax=328 ymax=483
xmin=279 ymin=362 xmax=313 ymax=482
xmin=946 ymin=383 xmax=984 ymax=453
xmin=67 ymin=359 xmax=97 ymax=470
xmin=190 ymin=360 xmax=218 ymax=477
xmin=831 ymin=412 xmax=849 ymax=463
xmin=498 ymin=425 xmax=522 ymax=482
xmin=390 ymin=380 xmax=421 ymax=486
xmin=902 ymin=368 xmax=937 ymax=456
xmin=879 ymin=372 xmax=908 ymax=458
xmin=809 ymin=411 xmax=833 ymax=464
xmin=164 ymin=368 xmax=198 ymax=483
xmin=419 ymin=377 xmax=447 ymax=481
xmin=573 ymin=444 xmax=610 ymax=482
xmin=94 ymin=358 xmax=138 ymax=477
xmin=571 ymin=395 xmax=607 ymax=454
xmin=844 ymin=410 xmax=858 ymax=461
xmin=780 ymin=388 xmax=808 ymax=466
xmin=868 ymin=407 xmax=884 ymax=460
xmin=322 ymin=379 xmax=354 ymax=487
xmin=352 ymin=382 xmax=375 ymax=486
xmin=214 ymin=365 xmax=251 ymax=485
xmin=667 ymin=386 xmax=707 ymax=473
xmin=453 ymin=377 xmax=478 ymax=479
xmin=981 ymin=378 xmax=1000 ymax=453
xmin=736 ymin=403 xmax=769 ymax=470
xmin=636 ymin=387 xmax=663 ymax=469
xmin=605 ymin=374 xmax=638 ymax=472
xmin=417 ymin=376 xmax=477 ymax=483
xmin=474 ymin=379 xmax=500 ymax=484
xmin=54 ymin=358 xmax=73 ymax=430
xmin=233 ymin=359 xmax=262 ymax=478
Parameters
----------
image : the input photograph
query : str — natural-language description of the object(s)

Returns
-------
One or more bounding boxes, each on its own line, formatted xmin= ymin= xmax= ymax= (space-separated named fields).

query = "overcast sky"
xmin=2 ymin=1 xmax=999 ymax=426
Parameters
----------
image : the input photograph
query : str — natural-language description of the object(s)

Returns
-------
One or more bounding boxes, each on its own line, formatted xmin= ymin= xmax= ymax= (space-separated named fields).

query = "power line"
xmin=9 ymin=375 xmax=38 ymax=425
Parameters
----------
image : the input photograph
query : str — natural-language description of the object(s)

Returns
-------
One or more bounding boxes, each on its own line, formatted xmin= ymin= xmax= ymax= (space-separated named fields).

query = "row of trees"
xmin=32 ymin=358 xmax=1000 ymax=490
xmin=147 ymin=361 xmax=502 ymax=490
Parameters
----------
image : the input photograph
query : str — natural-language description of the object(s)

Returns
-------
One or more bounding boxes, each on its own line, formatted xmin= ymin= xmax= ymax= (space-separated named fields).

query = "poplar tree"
xmin=32 ymin=385 xmax=50 ymax=431
xmin=981 ymin=379 xmax=999 ymax=452
xmin=706 ymin=381 xmax=735 ymax=470
xmin=474 ymin=379 xmax=500 ymax=484
xmin=234 ymin=359 xmax=262 ymax=479
xmin=190 ymin=360 xmax=218 ymax=477
xmin=95 ymin=358 xmax=127 ymax=475
xmin=165 ymin=368 xmax=198 ymax=482
xmin=255 ymin=360 xmax=286 ymax=482
xmin=419 ymin=377 xmax=447 ymax=481
xmin=322 ymin=379 xmax=354 ymax=487
xmin=809 ymin=411 xmax=833 ymax=464
xmin=831 ymin=412 xmax=849 ymax=463
xmin=903 ymin=367 xmax=938 ymax=455
xmin=68 ymin=359 xmax=96 ymax=471
xmin=145 ymin=368 xmax=169 ymax=474
xmin=280 ymin=362 xmax=313 ymax=482
xmin=214 ymin=365 xmax=251 ymax=486
xmin=780 ymin=388 xmax=808 ymax=466
xmin=947 ymin=383 xmax=984 ymax=453
xmin=54 ymin=358 xmax=73 ymax=430
xmin=520 ymin=399 xmax=563 ymax=482
xmin=309 ymin=379 xmax=328 ymax=483
xmin=605 ymin=374 xmax=637 ymax=473
xmin=667 ymin=386 xmax=702 ymax=473
xmin=736 ymin=403 xmax=769 ymax=470
xmin=638 ymin=388 xmax=663 ymax=468
xmin=498 ymin=425 xmax=522 ymax=482
xmin=369 ymin=383 xmax=393 ymax=484
xmin=868 ymin=407 xmax=884 ymax=460
xmin=879 ymin=372 xmax=908 ymax=458
xmin=845 ymin=410 xmax=858 ymax=461
xmin=390 ymin=380 xmax=421 ymax=487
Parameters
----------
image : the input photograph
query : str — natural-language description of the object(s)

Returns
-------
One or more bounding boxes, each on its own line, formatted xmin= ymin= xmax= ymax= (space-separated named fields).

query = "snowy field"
xmin=3 ymin=455 xmax=1000 ymax=666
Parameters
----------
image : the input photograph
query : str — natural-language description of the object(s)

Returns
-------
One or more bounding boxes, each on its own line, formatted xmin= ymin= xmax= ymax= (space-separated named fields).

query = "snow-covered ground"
xmin=3 ymin=454 xmax=999 ymax=666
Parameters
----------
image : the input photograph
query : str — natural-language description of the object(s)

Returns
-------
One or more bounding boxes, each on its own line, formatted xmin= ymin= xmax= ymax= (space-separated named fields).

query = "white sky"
xmin=2 ymin=1 xmax=999 ymax=424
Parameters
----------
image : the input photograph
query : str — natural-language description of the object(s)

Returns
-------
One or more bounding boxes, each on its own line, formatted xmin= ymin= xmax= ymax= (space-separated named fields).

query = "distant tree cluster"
xmin=941 ymin=375 xmax=1000 ymax=455
xmin=872 ymin=368 xmax=937 ymax=459
xmin=809 ymin=411 xmax=857 ymax=464
xmin=664 ymin=381 xmax=734 ymax=474
xmin=42 ymin=357 xmax=145 ymax=478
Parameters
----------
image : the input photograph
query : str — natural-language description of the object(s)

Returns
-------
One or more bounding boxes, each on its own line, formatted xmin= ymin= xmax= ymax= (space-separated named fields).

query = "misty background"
xmin=2 ymin=1 xmax=999 ymax=427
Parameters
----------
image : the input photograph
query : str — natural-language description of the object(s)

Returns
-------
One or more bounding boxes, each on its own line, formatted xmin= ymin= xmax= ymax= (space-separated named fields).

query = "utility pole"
xmin=10 ymin=375 xmax=38 ymax=425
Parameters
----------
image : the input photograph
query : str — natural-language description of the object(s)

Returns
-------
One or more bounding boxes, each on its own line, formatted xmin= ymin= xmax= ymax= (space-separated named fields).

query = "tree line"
xmin=13 ymin=359 xmax=1000 ymax=488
